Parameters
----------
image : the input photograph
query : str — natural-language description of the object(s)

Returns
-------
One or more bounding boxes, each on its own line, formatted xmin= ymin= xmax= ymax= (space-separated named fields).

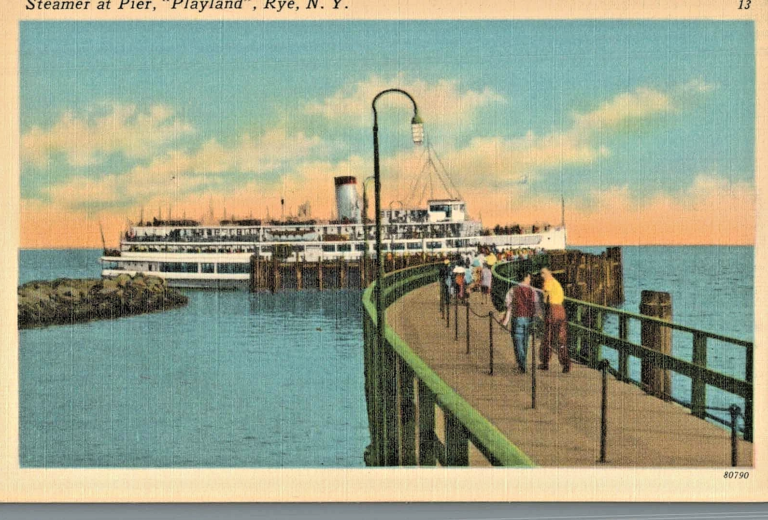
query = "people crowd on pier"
xmin=440 ymin=245 xmax=570 ymax=376
xmin=441 ymin=246 xmax=544 ymax=303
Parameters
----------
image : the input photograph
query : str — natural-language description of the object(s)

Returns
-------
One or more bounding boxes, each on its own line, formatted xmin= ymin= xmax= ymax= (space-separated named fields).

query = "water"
xmin=18 ymin=246 xmax=753 ymax=466
xmin=19 ymin=249 xmax=370 ymax=467
xmin=576 ymin=245 xmax=753 ymax=424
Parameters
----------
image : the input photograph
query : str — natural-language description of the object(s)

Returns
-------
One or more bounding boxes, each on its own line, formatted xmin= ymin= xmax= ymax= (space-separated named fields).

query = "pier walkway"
xmin=387 ymin=284 xmax=753 ymax=467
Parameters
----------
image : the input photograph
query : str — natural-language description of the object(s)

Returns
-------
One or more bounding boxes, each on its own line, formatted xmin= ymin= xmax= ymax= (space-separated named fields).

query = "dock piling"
xmin=640 ymin=291 xmax=672 ymax=398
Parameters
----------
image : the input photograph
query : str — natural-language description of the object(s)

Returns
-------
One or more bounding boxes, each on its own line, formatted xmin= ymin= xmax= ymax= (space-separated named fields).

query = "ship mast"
xmin=405 ymin=140 xmax=462 ymax=207
xmin=99 ymin=222 xmax=107 ymax=253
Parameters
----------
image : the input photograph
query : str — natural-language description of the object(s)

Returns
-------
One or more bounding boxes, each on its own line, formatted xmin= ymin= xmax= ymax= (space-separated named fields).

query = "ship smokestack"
xmin=334 ymin=176 xmax=360 ymax=223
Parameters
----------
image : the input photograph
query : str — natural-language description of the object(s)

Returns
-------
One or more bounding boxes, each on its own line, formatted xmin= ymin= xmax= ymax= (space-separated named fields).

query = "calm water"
xmin=18 ymin=246 xmax=753 ymax=466
xmin=577 ymin=245 xmax=753 ymax=423
xmin=19 ymin=249 xmax=369 ymax=467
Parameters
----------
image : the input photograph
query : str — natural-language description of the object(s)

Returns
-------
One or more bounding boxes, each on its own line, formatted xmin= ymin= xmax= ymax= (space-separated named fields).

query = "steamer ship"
xmin=100 ymin=149 xmax=566 ymax=288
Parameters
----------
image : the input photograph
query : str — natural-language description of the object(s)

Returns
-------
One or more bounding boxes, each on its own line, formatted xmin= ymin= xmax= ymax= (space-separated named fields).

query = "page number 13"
xmin=738 ymin=0 xmax=751 ymax=9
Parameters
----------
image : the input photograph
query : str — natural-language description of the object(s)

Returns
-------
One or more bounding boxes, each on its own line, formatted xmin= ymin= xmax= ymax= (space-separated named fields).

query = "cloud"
xmin=22 ymin=171 xmax=753 ymax=249
xmin=676 ymin=78 xmax=719 ymax=94
xmin=436 ymin=173 xmax=753 ymax=246
xmin=304 ymin=75 xmax=506 ymax=127
xmin=43 ymin=128 xmax=328 ymax=211
xmin=21 ymin=103 xmax=195 ymax=168
xmin=566 ymin=174 xmax=754 ymax=245
xmin=22 ymin=77 xmax=728 ymax=247
xmin=571 ymin=87 xmax=672 ymax=135
xmin=376 ymin=81 xmax=712 ymax=190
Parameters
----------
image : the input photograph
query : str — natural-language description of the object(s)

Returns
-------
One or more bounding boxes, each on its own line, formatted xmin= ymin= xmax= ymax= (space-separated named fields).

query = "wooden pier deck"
xmin=387 ymin=283 xmax=753 ymax=467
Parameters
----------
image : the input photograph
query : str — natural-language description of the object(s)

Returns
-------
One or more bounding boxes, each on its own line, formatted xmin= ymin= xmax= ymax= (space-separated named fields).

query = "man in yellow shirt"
xmin=539 ymin=267 xmax=570 ymax=373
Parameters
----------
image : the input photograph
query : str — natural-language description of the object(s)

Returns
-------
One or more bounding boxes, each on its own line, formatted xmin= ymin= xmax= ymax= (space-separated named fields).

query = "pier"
xmin=362 ymin=259 xmax=753 ymax=467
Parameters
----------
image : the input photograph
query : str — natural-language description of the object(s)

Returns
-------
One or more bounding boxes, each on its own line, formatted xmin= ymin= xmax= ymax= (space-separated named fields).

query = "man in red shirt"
xmin=502 ymin=273 xmax=538 ymax=373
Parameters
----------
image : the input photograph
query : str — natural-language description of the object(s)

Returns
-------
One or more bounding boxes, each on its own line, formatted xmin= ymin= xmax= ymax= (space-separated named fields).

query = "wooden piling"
xmin=340 ymin=259 xmax=347 ymax=289
xmin=296 ymin=260 xmax=303 ymax=290
xmin=249 ymin=254 xmax=257 ymax=292
xmin=640 ymin=290 xmax=672 ymax=399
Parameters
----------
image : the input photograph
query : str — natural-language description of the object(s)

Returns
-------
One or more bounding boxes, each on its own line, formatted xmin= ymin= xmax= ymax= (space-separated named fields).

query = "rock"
xmin=18 ymin=276 xmax=188 ymax=329
xmin=98 ymin=285 xmax=121 ymax=296
xmin=115 ymin=274 xmax=132 ymax=287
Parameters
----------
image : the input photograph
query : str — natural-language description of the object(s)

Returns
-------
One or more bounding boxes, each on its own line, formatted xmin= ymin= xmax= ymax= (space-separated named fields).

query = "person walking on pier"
xmin=480 ymin=263 xmax=492 ymax=304
xmin=453 ymin=263 xmax=466 ymax=301
xmin=440 ymin=259 xmax=451 ymax=308
xmin=502 ymin=273 xmax=538 ymax=373
xmin=539 ymin=267 xmax=570 ymax=373
xmin=463 ymin=260 xmax=474 ymax=301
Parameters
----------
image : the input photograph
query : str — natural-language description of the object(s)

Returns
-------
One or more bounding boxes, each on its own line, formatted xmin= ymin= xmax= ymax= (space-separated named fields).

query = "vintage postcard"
xmin=1 ymin=0 xmax=765 ymax=502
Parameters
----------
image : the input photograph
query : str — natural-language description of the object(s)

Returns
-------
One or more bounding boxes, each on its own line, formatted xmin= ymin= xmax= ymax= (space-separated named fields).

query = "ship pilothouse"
xmin=100 ymin=147 xmax=566 ymax=288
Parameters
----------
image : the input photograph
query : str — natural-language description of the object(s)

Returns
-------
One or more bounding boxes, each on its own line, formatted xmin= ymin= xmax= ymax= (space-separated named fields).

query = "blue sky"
xmin=19 ymin=20 xmax=755 ymax=246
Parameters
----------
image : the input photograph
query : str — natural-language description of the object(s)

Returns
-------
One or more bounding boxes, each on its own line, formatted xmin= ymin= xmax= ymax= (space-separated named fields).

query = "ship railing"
xmin=491 ymin=259 xmax=754 ymax=442
xmin=363 ymin=263 xmax=535 ymax=466
xmin=126 ymin=235 xmax=263 ymax=244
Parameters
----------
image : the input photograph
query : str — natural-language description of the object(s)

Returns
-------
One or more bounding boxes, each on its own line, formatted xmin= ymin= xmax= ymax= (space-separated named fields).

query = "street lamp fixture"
xmin=371 ymin=90 xmax=423 ymax=465
xmin=411 ymin=113 xmax=425 ymax=145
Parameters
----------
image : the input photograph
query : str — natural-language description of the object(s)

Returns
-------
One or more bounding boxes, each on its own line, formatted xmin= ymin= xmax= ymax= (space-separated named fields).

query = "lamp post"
xmin=372 ymin=89 xmax=424 ymax=411
xmin=362 ymin=176 xmax=374 ymax=284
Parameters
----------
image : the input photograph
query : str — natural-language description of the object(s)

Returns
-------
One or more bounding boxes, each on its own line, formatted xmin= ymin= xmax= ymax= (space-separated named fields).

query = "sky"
xmin=19 ymin=20 xmax=755 ymax=248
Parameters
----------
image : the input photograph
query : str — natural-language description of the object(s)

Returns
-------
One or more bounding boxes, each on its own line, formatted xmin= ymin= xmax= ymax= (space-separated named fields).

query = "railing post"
xmin=372 ymin=310 xmax=385 ymax=465
xmin=398 ymin=358 xmax=417 ymax=466
xmin=488 ymin=311 xmax=494 ymax=376
xmin=382 ymin=346 xmax=400 ymax=465
xmin=575 ymin=305 xmax=584 ymax=361
xmin=531 ymin=320 xmax=537 ymax=409
xmin=594 ymin=310 xmax=604 ymax=365
xmin=454 ymin=296 xmax=459 ymax=341
xmin=364 ymin=314 xmax=381 ymax=466
xmin=418 ymin=381 xmax=436 ymax=466
xmin=691 ymin=332 xmax=708 ymax=419
xmin=745 ymin=346 xmax=753 ymax=442
xmin=618 ymin=314 xmax=629 ymax=382
xmin=730 ymin=404 xmax=741 ymax=467
xmin=465 ymin=302 xmax=470 ymax=354
xmin=439 ymin=278 xmax=444 ymax=318
xmin=446 ymin=294 xmax=450 ymax=329
xmin=445 ymin=409 xmax=469 ymax=466
xmin=598 ymin=359 xmax=609 ymax=464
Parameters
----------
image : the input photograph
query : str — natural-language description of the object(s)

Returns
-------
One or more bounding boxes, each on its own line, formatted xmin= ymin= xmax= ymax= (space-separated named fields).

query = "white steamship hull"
xmin=99 ymin=227 xmax=566 ymax=289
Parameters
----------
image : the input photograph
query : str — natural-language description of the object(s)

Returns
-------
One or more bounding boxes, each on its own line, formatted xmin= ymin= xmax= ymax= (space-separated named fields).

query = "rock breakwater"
xmin=18 ymin=274 xmax=188 ymax=329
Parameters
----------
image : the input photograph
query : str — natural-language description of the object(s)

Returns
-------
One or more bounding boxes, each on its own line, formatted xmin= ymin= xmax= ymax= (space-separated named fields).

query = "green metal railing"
xmin=362 ymin=263 xmax=535 ymax=467
xmin=491 ymin=258 xmax=754 ymax=442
